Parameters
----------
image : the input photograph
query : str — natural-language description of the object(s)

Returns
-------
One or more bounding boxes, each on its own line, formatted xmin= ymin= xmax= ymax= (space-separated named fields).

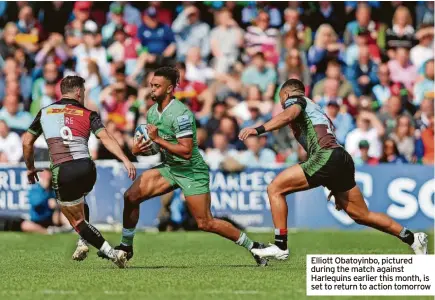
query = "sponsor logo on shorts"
xmin=47 ymin=108 xmax=84 ymax=116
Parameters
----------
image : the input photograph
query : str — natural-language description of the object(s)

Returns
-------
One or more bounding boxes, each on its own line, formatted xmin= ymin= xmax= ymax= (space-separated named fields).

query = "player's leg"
xmin=185 ymin=192 xmax=268 ymax=266
xmin=117 ymin=168 xmax=174 ymax=258
xmin=72 ymin=199 xmax=90 ymax=261
xmin=335 ymin=186 xmax=428 ymax=254
xmin=60 ymin=199 xmax=127 ymax=268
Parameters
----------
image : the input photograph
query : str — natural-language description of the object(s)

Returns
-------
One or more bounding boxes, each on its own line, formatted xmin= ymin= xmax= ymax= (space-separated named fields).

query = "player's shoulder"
xmin=168 ymin=99 xmax=192 ymax=116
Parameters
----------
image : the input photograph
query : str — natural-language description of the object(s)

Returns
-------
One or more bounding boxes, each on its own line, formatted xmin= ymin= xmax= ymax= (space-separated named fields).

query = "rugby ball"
xmin=134 ymin=124 xmax=160 ymax=156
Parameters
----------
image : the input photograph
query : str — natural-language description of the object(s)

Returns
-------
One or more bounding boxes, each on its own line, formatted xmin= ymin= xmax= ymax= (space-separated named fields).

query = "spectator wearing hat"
xmin=346 ymin=45 xmax=379 ymax=97
xmin=172 ymin=5 xmax=210 ymax=62
xmin=0 ymin=120 xmax=22 ymax=163
xmin=387 ymin=47 xmax=418 ymax=92
xmin=413 ymin=59 xmax=434 ymax=106
xmin=344 ymin=3 xmax=386 ymax=49
xmin=136 ymin=7 xmax=176 ymax=67
xmin=65 ymin=1 xmax=92 ymax=48
xmin=385 ymin=6 xmax=416 ymax=58
xmin=210 ymin=9 xmax=244 ymax=74
xmin=148 ymin=2 xmax=173 ymax=26
xmin=324 ymin=99 xmax=354 ymax=146
xmin=345 ymin=111 xmax=384 ymax=159
xmin=102 ymin=3 xmax=125 ymax=46
xmin=410 ymin=24 xmax=434 ymax=71
xmin=73 ymin=20 xmax=110 ymax=83
xmin=353 ymin=140 xmax=379 ymax=166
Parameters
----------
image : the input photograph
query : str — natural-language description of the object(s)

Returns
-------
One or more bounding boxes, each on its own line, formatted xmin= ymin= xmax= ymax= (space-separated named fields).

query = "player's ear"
xmin=167 ymin=84 xmax=174 ymax=94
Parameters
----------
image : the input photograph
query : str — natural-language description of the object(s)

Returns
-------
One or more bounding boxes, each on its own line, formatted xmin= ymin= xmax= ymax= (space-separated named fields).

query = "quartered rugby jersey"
xmin=283 ymin=96 xmax=341 ymax=157
xmin=27 ymin=98 xmax=104 ymax=166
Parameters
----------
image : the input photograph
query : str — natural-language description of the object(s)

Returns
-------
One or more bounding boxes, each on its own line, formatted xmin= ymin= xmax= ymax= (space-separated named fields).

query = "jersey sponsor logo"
xmin=47 ymin=108 xmax=84 ymax=116
xmin=177 ymin=115 xmax=191 ymax=132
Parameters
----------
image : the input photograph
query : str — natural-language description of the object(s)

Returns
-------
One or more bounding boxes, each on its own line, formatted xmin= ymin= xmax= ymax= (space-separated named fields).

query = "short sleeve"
xmin=173 ymin=111 xmax=193 ymax=138
xmin=27 ymin=110 xmax=42 ymax=136
xmin=90 ymin=111 xmax=105 ymax=137
xmin=283 ymin=97 xmax=307 ymax=111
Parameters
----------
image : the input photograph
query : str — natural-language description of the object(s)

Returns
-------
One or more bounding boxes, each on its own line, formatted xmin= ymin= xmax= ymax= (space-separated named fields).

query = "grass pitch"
xmin=0 ymin=230 xmax=433 ymax=300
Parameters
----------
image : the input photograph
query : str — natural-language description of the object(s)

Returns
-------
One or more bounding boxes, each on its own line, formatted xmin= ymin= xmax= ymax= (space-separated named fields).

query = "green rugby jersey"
xmin=147 ymin=99 xmax=204 ymax=167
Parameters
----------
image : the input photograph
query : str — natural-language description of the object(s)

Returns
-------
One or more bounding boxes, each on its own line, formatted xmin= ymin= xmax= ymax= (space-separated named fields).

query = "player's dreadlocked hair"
xmin=154 ymin=66 xmax=180 ymax=87
xmin=281 ymin=78 xmax=305 ymax=96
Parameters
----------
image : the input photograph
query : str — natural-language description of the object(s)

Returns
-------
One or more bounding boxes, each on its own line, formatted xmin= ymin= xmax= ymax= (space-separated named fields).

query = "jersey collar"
xmin=156 ymin=98 xmax=175 ymax=118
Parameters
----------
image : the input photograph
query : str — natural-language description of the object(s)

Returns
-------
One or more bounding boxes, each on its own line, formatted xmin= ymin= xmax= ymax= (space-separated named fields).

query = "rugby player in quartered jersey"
xmin=239 ymin=79 xmax=428 ymax=259
xmin=22 ymin=75 xmax=137 ymax=268
xmin=101 ymin=67 xmax=269 ymax=266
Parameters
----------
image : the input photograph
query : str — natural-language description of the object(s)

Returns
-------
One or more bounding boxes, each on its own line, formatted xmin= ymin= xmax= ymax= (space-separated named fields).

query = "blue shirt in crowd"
xmin=137 ymin=23 xmax=175 ymax=55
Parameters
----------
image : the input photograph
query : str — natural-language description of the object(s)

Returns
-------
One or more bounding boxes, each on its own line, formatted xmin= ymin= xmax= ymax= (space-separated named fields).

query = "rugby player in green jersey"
xmin=103 ymin=67 xmax=268 ymax=266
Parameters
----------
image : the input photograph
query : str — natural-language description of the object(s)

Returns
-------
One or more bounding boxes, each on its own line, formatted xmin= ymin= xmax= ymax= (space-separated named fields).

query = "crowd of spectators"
xmin=0 ymin=1 xmax=433 ymax=170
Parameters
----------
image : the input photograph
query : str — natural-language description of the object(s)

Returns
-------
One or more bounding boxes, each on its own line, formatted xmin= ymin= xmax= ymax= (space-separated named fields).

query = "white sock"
xmin=235 ymin=232 xmax=254 ymax=250
xmin=100 ymin=241 xmax=115 ymax=259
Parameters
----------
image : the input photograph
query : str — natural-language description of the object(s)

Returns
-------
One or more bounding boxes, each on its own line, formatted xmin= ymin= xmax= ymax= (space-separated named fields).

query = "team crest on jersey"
xmin=177 ymin=115 xmax=191 ymax=131
xmin=47 ymin=108 xmax=84 ymax=116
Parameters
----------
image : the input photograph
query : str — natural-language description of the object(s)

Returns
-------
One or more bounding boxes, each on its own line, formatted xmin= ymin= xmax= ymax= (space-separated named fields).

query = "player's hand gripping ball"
xmin=133 ymin=125 xmax=160 ymax=156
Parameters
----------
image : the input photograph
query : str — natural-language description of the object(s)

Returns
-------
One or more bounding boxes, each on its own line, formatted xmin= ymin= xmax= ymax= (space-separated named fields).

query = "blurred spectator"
xmin=0 ymin=120 xmax=22 ymax=163
xmin=238 ymin=135 xmax=276 ymax=168
xmin=379 ymin=138 xmax=408 ymax=164
xmin=312 ymin=60 xmax=354 ymax=100
xmin=345 ymin=111 xmax=384 ymax=159
xmin=346 ymin=46 xmax=379 ymax=97
xmin=311 ymin=2 xmax=345 ymax=36
xmin=413 ymin=59 xmax=434 ymax=106
xmin=281 ymin=8 xmax=312 ymax=50
xmin=97 ymin=123 xmax=136 ymax=162
xmin=231 ymin=85 xmax=270 ymax=125
xmin=30 ymin=80 xmax=57 ymax=116
xmin=345 ymin=28 xmax=381 ymax=67
xmin=137 ymin=7 xmax=176 ymax=66
xmin=174 ymin=62 xmax=213 ymax=119
xmin=387 ymin=47 xmax=418 ymax=92
xmin=148 ymin=2 xmax=173 ymax=26
xmin=185 ymin=47 xmax=215 ymax=83
xmin=324 ymin=99 xmax=354 ymax=146
xmin=344 ymin=3 xmax=386 ymax=49
xmin=0 ymin=93 xmax=33 ymax=132
xmin=22 ymin=169 xmax=69 ymax=234
xmin=31 ymin=61 xmax=60 ymax=115
xmin=410 ymin=25 xmax=434 ymax=71
xmin=241 ymin=52 xmax=277 ymax=101
xmin=172 ymin=5 xmax=210 ymax=62
xmin=371 ymin=63 xmax=408 ymax=110
xmin=101 ymin=2 xmax=125 ymax=46
xmin=0 ymin=22 xmax=20 ymax=59
xmin=314 ymin=78 xmax=342 ymax=108
xmin=73 ymin=20 xmax=110 ymax=83
xmin=389 ymin=115 xmax=416 ymax=162
xmin=0 ymin=56 xmax=32 ymax=105
xmin=39 ymin=2 xmax=71 ymax=35
xmin=279 ymin=47 xmax=310 ymax=88
xmin=353 ymin=140 xmax=379 ymax=166
xmin=244 ymin=10 xmax=280 ymax=65
xmin=242 ymin=2 xmax=282 ymax=28
xmin=210 ymin=8 xmax=243 ymax=74
xmin=65 ymin=1 xmax=93 ymax=48
xmin=205 ymin=102 xmax=227 ymax=147
xmin=308 ymin=24 xmax=344 ymax=85
xmin=15 ymin=5 xmax=41 ymax=54
xmin=204 ymin=131 xmax=239 ymax=170
xmin=416 ymin=1 xmax=434 ymax=28
xmin=385 ymin=6 xmax=416 ymax=58
xmin=421 ymin=115 xmax=434 ymax=165
xmin=109 ymin=2 xmax=141 ymax=28
xmin=218 ymin=116 xmax=245 ymax=150
xmin=414 ymin=96 xmax=434 ymax=130
xmin=378 ymin=95 xmax=413 ymax=137
xmin=35 ymin=33 xmax=70 ymax=68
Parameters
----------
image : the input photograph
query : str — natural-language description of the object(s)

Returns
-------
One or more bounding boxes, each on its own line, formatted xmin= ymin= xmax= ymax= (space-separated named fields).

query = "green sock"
xmin=121 ymin=228 xmax=136 ymax=246
xmin=235 ymin=232 xmax=254 ymax=250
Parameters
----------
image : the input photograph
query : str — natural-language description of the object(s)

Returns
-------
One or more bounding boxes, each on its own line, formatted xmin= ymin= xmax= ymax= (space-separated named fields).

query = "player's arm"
xmin=90 ymin=112 xmax=136 ymax=180
xmin=239 ymin=104 xmax=302 ymax=140
xmin=147 ymin=124 xmax=193 ymax=160
xmin=23 ymin=110 xmax=43 ymax=184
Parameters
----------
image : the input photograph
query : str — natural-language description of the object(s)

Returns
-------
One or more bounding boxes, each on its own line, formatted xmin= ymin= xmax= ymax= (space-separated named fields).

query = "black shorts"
xmin=301 ymin=147 xmax=356 ymax=193
xmin=52 ymin=158 xmax=96 ymax=204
